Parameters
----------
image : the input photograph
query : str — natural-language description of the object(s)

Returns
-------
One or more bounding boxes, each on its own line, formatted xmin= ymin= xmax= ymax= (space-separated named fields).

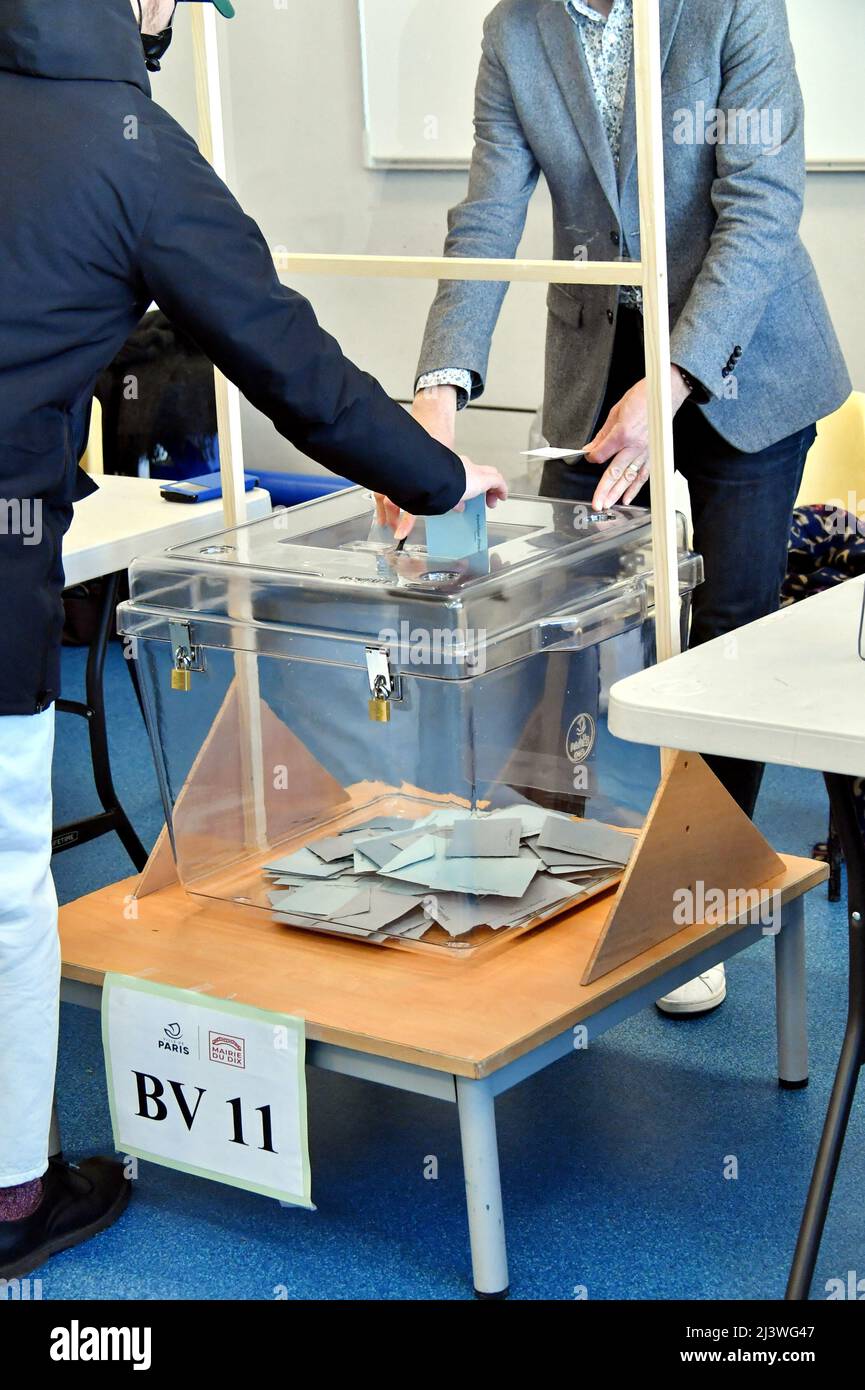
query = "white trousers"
xmin=0 ymin=708 xmax=58 ymax=1185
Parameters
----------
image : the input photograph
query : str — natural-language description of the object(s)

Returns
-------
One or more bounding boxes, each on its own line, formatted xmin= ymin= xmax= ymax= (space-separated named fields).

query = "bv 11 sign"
xmin=102 ymin=974 xmax=311 ymax=1208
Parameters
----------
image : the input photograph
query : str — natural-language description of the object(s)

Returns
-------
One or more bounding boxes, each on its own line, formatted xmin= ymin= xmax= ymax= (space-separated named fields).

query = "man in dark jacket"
xmin=0 ymin=0 xmax=506 ymax=1276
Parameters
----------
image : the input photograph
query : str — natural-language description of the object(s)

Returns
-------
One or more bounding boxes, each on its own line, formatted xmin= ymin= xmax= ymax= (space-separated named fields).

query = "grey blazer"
xmin=416 ymin=0 xmax=851 ymax=453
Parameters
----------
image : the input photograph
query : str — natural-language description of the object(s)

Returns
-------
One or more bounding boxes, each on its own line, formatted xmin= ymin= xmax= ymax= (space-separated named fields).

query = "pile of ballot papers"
xmin=263 ymin=804 xmax=635 ymax=947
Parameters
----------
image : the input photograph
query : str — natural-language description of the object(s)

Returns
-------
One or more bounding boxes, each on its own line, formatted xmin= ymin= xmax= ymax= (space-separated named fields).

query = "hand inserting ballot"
xmin=375 ymin=456 xmax=509 ymax=544
xmin=586 ymin=367 xmax=692 ymax=510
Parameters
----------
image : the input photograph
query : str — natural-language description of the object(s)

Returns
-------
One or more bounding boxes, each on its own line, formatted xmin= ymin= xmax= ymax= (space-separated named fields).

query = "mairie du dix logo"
xmin=565 ymin=713 xmax=596 ymax=765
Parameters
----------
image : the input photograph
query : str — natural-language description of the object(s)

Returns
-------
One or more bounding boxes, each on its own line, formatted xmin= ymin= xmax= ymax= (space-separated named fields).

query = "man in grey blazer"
xmin=408 ymin=0 xmax=851 ymax=1014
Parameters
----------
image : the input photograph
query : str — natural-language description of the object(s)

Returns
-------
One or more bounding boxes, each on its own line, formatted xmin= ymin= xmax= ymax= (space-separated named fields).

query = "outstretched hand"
xmin=586 ymin=368 xmax=692 ymax=510
xmin=375 ymin=457 xmax=509 ymax=543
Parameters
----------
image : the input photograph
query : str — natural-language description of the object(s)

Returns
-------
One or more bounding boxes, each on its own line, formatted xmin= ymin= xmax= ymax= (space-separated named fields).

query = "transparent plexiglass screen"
xmin=137 ymin=621 xmax=661 ymax=904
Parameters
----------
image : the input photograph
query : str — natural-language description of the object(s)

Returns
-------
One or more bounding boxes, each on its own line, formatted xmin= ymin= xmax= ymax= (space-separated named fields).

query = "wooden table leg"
xmin=456 ymin=1075 xmax=509 ymax=1299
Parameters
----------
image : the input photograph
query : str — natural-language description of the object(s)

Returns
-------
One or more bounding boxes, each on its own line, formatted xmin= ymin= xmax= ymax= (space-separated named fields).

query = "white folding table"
xmin=608 ymin=575 xmax=865 ymax=1301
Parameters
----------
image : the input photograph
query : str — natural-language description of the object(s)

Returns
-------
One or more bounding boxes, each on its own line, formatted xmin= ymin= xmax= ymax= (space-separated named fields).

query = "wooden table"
xmin=60 ymin=852 xmax=825 ymax=1297
xmin=609 ymin=576 xmax=865 ymax=1301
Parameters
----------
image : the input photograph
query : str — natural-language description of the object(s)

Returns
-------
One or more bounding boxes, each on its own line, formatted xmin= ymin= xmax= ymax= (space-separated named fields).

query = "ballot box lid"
xmin=119 ymin=488 xmax=702 ymax=674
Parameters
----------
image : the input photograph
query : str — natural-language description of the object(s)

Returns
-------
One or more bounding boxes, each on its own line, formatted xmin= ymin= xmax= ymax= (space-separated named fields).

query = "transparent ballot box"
xmin=119 ymin=491 xmax=703 ymax=958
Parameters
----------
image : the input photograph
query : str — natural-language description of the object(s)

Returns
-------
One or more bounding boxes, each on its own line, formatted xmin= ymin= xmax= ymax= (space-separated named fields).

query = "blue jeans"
xmin=541 ymin=309 xmax=816 ymax=816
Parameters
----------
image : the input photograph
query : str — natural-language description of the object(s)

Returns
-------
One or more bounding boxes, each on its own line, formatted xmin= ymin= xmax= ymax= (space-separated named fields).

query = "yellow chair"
xmin=793 ymin=390 xmax=865 ymax=903
xmin=796 ymin=391 xmax=865 ymax=509
xmin=79 ymin=397 xmax=104 ymax=477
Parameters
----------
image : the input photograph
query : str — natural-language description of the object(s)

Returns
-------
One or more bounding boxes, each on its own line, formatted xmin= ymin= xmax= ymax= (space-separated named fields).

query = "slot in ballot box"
xmin=118 ymin=489 xmax=702 ymax=957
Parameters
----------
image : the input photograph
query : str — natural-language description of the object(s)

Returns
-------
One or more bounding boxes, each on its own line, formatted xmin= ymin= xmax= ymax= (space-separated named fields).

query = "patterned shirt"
xmin=569 ymin=0 xmax=642 ymax=310
xmin=417 ymin=0 xmax=640 ymax=404
xmin=568 ymin=0 xmax=633 ymax=170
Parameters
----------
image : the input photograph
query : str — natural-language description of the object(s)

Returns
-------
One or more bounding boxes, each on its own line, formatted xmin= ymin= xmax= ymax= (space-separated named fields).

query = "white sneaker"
xmin=656 ymin=963 xmax=726 ymax=1016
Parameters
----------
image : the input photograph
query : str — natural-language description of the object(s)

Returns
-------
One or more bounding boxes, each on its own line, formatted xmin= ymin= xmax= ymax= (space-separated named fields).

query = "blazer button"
xmin=610 ymin=230 xmax=620 ymax=246
xmin=607 ymin=309 xmax=615 ymax=324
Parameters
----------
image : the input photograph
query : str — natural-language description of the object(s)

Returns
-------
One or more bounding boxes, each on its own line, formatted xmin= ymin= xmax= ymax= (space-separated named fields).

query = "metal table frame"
xmin=54 ymin=570 xmax=148 ymax=872
xmin=787 ymin=775 xmax=864 ymax=1299
xmin=58 ymin=896 xmax=808 ymax=1298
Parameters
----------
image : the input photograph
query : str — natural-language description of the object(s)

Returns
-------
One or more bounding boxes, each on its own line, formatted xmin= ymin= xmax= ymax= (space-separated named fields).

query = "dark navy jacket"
xmin=0 ymin=0 xmax=464 ymax=714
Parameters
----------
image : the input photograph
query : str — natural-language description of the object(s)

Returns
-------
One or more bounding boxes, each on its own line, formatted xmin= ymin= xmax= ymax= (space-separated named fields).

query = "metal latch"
xmin=366 ymin=646 xmax=400 ymax=723
xmin=169 ymin=620 xmax=205 ymax=693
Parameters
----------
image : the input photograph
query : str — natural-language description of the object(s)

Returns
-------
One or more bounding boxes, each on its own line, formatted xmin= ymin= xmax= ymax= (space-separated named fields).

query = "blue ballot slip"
xmin=425 ymin=495 xmax=488 ymax=559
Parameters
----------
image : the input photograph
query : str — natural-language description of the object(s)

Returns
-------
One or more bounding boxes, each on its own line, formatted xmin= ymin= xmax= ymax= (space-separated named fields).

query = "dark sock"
xmin=0 ymin=1177 xmax=44 ymax=1221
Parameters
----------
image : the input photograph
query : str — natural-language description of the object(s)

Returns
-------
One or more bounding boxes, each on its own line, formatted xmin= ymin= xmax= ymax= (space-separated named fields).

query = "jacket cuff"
xmin=670 ymin=321 xmax=745 ymax=402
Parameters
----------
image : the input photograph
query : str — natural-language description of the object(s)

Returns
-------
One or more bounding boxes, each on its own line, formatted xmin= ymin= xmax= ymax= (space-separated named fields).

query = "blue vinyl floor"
xmin=46 ymin=642 xmax=863 ymax=1301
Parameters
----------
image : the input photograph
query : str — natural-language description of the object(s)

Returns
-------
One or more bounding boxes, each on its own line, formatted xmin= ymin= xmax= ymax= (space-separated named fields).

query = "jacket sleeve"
xmin=416 ymin=17 xmax=540 ymax=399
xmin=134 ymin=118 xmax=465 ymax=517
xmin=669 ymin=0 xmax=807 ymax=400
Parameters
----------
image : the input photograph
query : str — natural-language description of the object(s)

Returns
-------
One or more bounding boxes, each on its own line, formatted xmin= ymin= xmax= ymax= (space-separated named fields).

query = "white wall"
xmin=152 ymin=2 xmax=864 ymax=479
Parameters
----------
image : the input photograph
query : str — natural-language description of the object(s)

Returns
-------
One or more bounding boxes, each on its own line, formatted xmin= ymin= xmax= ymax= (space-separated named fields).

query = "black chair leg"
xmin=828 ymin=812 xmax=843 ymax=903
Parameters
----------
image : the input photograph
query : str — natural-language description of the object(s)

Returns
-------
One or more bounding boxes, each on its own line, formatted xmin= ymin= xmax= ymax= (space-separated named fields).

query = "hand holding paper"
xmin=522 ymin=446 xmax=588 ymax=461
xmin=376 ymin=456 xmax=508 ymax=547
xmin=587 ymin=369 xmax=691 ymax=510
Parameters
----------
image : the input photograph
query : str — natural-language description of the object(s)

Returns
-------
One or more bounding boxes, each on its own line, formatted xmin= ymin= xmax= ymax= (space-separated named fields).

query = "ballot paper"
xmin=354 ymin=831 xmax=436 ymax=873
xmin=537 ymin=815 xmax=635 ymax=866
xmin=521 ymin=447 xmax=587 ymax=460
xmin=352 ymin=849 xmax=380 ymax=874
xmin=272 ymin=911 xmax=381 ymax=938
xmin=387 ymin=841 xmax=539 ymax=898
xmin=446 ymin=818 xmax=521 ymax=859
xmin=531 ymin=845 xmax=619 ymax=872
xmin=279 ymin=883 xmax=372 ymax=919
xmin=383 ymin=918 xmax=435 ymax=942
xmin=263 ymin=804 xmax=626 ymax=948
xmin=332 ymin=890 xmax=428 ymax=934
xmin=371 ymin=909 xmax=431 ymax=941
xmin=479 ymin=873 xmax=579 ymax=929
xmin=423 ymin=892 xmax=492 ymax=938
xmin=309 ymin=832 xmax=374 ymax=863
xmin=425 ymin=494 xmax=488 ymax=559
xmin=264 ymin=848 xmax=347 ymax=879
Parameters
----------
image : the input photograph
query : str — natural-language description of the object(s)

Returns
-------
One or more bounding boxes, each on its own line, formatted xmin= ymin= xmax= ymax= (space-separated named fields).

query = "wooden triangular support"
xmin=581 ymin=751 xmax=785 ymax=984
xmin=135 ymin=680 xmax=349 ymax=900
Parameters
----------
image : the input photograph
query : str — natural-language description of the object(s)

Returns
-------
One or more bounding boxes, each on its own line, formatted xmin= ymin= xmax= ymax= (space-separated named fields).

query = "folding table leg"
xmin=786 ymin=773 xmax=865 ymax=1300
xmin=456 ymin=1075 xmax=509 ymax=1299
xmin=774 ymin=895 xmax=808 ymax=1088
xmin=54 ymin=570 xmax=148 ymax=870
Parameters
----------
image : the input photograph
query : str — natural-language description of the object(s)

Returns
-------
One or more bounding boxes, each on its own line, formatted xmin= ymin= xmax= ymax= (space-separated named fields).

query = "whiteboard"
xmin=787 ymin=0 xmax=865 ymax=170
xmin=359 ymin=0 xmax=489 ymax=168
xmin=359 ymin=0 xmax=865 ymax=171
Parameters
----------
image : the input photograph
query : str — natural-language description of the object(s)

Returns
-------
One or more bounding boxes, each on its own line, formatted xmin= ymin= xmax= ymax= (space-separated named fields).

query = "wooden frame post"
xmin=191 ymin=5 xmax=267 ymax=852
xmin=632 ymin=0 xmax=681 ymax=671
xmin=190 ymin=4 xmax=248 ymax=530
